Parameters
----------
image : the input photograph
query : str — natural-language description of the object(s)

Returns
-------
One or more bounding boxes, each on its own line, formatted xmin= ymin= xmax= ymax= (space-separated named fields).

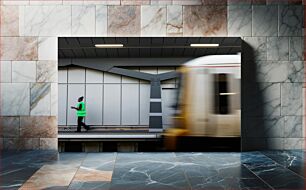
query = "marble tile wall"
xmin=1 ymin=0 xmax=304 ymax=5
xmin=0 ymin=1 xmax=304 ymax=150
xmin=240 ymin=3 xmax=304 ymax=150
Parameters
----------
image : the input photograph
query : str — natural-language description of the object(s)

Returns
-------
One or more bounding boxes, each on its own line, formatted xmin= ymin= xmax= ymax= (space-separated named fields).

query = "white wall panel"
xmin=67 ymin=84 xmax=85 ymax=125
xmin=104 ymin=72 xmax=121 ymax=83
xmin=161 ymin=83 xmax=176 ymax=88
xmin=68 ymin=67 xmax=85 ymax=83
xmin=122 ymin=84 xmax=139 ymax=125
xmin=58 ymin=69 xmax=68 ymax=83
xmin=140 ymin=84 xmax=150 ymax=125
xmin=59 ymin=66 xmax=179 ymax=127
xmin=86 ymin=84 xmax=103 ymax=125
xmin=103 ymin=84 xmax=121 ymax=125
xmin=86 ymin=69 xmax=103 ymax=83
xmin=58 ymin=84 xmax=67 ymax=125
xmin=122 ymin=68 xmax=139 ymax=84
xmin=122 ymin=76 xmax=139 ymax=84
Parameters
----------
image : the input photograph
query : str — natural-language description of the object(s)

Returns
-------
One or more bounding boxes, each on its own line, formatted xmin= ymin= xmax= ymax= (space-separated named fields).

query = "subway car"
xmin=164 ymin=54 xmax=241 ymax=151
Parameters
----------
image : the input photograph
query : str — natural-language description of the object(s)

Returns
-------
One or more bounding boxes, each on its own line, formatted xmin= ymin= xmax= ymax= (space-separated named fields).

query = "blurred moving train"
xmin=164 ymin=54 xmax=241 ymax=150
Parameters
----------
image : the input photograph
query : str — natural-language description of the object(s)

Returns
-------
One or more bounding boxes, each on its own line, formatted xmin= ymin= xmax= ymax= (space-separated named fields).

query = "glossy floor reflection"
xmin=0 ymin=151 xmax=304 ymax=190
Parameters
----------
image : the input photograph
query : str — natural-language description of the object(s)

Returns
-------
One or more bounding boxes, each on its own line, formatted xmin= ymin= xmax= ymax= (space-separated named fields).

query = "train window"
xmin=214 ymin=74 xmax=229 ymax=114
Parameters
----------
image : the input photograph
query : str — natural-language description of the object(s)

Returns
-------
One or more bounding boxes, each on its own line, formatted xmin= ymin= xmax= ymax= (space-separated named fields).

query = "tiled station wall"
xmin=58 ymin=67 xmax=177 ymax=128
xmin=0 ymin=0 xmax=304 ymax=150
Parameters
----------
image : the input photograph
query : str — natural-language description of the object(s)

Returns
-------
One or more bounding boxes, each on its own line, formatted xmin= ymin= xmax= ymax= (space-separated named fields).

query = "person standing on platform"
xmin=71 ymin=96 xmax=90 ymax=132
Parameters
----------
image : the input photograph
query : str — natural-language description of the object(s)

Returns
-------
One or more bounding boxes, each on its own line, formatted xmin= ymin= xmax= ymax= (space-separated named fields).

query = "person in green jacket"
xmin=71 ymin=96 xmax=90 ymax=132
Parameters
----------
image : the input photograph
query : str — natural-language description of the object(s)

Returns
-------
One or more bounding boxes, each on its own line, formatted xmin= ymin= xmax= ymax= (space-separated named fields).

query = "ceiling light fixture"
xmin=190 ymin=44 xmax=219 ymax=47
xmin=95 ymin=44 xmax=124 ymax=48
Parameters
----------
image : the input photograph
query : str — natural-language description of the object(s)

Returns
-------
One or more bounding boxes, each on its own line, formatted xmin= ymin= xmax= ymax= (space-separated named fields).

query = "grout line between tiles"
xmin=109 ymin=152 xmax=118 ymax=188
xmin=241 ymin=163 xmax=275 ymax=190
xmin=66 ymin=153 xmax=88 ymax=189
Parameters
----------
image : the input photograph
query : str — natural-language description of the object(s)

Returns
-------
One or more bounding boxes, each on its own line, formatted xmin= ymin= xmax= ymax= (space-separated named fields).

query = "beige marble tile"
xmin=40 ymin=138 xmax=58 ymax=150
xmin=20 ymin=116 xmax=57 ymax=138
xmin=183 ymin=5 xmax=227 ymax=36
xmin=0 ymin=37 xmax=38 ymax=61
xmin=173 ymin=0 xmax=201 ymax=5
xmin=73 ymin=167 xmax=113 ymax=182
xmin=0 ymin=116 xmax=20 ymax=138
xmin=201 ymin=0 xmax=227 ymax=4
xmin=108 ymin=6 xmax=141 ymax=36
xmin=0 ymin=6 xmax=19 ymax=36
xmin=21 ymin=138 xmax=40 ymax=149
xmin=37 ymin=61 xmax=57 ymax=82
xmin=3 ymin=138 xmax=40 ymax=150
xmin=20 ymin=164 xmax=78 ymax=189
xmin=141 ymin=5 xmax=167 ymax=36
xmin=19 ymin=5 xmax=25 ymax=36
xmin=84 ymin=0 xmax=120 ymax=5
xmin=167 ymin=5 xmax=183 ymax=36
xmin=121 ymin=0 xmax=150 ymax=5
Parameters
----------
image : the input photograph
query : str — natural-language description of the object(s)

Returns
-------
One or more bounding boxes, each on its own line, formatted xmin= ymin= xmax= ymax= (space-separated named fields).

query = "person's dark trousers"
xmin=77 ymin=116 xmax=89 ymax=132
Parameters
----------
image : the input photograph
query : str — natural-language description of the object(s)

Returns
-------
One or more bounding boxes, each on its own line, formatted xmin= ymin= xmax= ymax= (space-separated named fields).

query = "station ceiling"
xmin=58 ymin=37 xmax=241 ymax=58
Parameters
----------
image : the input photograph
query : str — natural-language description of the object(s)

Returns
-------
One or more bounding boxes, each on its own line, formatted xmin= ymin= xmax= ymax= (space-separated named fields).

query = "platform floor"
xmin=1 ymin=150 xmax=304 ymax=190
xmin=58 ymin=133 xmax=161 ymax=140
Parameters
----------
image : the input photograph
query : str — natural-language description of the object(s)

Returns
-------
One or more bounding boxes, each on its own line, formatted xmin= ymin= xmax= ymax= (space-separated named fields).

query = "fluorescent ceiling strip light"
xmin=220 ymin=92 xmax=237 ymax=96
xmin=190 ymin=44 xmax=219 ymax=47
xmin=95 ymin=44 xmax=124 ymax=48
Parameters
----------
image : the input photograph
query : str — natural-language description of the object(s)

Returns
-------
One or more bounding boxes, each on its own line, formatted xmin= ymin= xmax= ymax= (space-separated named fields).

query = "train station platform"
xmin=58 ymin=127 xmax=163 ymax=152
xmin=58 ymin=133 xmax=161 ymax=141
xmin=58 ymin=126 xmax=162 ymax=141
